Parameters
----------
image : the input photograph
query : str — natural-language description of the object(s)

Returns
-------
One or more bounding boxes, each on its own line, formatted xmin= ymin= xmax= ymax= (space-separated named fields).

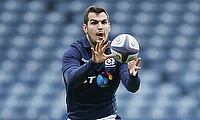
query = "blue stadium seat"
xmin=0 ymin=0 xmax=199 ymax=120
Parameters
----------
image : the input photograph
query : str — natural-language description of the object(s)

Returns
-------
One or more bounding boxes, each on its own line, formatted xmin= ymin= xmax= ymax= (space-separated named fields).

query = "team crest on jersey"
xmin=97 ymin=72 xmax=113 ymax=88
xmin=105 ymin=58 xmax=116 ymax=67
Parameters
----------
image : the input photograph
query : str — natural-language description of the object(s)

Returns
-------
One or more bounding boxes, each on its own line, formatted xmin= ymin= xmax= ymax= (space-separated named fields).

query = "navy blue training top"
xmin=62 ymin=36 xmax=140 ymax=119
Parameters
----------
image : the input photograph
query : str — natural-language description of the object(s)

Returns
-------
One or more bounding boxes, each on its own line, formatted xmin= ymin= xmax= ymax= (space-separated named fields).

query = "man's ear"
xmin=82 ymin=24 xmax=87 ymax=34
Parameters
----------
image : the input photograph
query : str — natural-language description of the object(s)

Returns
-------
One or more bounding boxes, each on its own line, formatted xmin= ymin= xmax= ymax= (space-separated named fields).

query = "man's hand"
xmin=128 ymin=57 xmax=141 ymax=76
xmin=91 ymin=40 xmax=113 ymax=63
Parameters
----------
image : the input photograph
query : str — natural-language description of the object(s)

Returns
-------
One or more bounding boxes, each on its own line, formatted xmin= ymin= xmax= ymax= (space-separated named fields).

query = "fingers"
xmin=91 ymin=40 xmax=113 ymax=63
xmin=129 ymin=58 xmax=141 ymax=66
xmin=135 ymin=66 xmax=141 ymax=71
xmin=96 ymin=40 xmax=110 ymax=52
xmin=128 ymin=57 xmax=141 ymax=76
xmin=129 ymin=69 xmax=134 ymax=75
xmin=99 ymin=40 xmax=104 ymax=48
xmin=95 ymin=41 xmax=100 ymax=52
xmin=102 ymin=41 xmax=110 ymax=51
xmin=130 ymin=68 xmax=138 ymax=76
xmin=105 ymin=53 xmax=114 ymax=59
xmin=130 ymin=66 xmax=141 ymax=76
xmin=91 ymin=47 xmax=97 ymax=58
xmin=136 ymin=57 xmax=141 ymax=66
xmin=96 ymin=40 xmax=104 ymax=51
xmin=91 ymin=47 xmax=95 ymax=55
xmin=92 ymin=40 xmax=110 ymax=56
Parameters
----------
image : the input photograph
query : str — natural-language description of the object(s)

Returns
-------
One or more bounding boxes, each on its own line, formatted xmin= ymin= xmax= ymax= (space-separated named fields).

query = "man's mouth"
xmin=97 ymin=33 xmax=104 ymax=40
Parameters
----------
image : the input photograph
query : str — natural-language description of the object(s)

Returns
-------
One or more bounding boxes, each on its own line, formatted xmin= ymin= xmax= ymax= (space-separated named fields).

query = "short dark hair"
xmin=83 ymin=6 xmax=110 ymax=25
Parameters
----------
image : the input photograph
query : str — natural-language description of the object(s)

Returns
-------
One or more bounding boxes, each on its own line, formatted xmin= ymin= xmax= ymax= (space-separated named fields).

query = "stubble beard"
xmin=88 ymin=34 xmax=100 ymax=47
xmin=87 ymin=34 xmax=109 ymax=48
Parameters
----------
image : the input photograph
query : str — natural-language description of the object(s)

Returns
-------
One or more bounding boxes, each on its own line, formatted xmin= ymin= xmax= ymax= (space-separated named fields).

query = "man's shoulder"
xmin=63 ymin=38 xmax=85 ymax=57
xmin=70 ymin=38 xmax=81 ymax=45
xmin=67 ymin=38 xmax=84 ymax=50
xmin=71 ymin=37 xmax=88 ymax=47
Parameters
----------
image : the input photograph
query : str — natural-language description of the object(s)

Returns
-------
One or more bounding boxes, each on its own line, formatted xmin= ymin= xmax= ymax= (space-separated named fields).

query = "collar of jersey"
xmin=83 ymin=35 xmax=91 ymax=48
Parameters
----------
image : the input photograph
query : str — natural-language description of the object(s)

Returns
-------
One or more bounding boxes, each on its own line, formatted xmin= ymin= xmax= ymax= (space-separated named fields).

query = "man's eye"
xmin=102 ymin=21 xmax=108 ymax=24
xmin=91 ymin=21 xmax=98 ymax=25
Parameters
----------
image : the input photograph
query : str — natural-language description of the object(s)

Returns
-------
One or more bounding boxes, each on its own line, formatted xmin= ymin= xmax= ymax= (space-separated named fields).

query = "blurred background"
xmin=0 ymin=0 xmax=199 ymax=119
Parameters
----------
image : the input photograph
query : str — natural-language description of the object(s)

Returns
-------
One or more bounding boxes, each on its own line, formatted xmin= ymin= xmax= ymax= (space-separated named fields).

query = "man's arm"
xmin=121 ymin=71 xmax=140 ymax=93
xmin=119 ymin=58 xmax=141 ymax=92
xmin=62 ymin=40 xmax=113 ymax=88
xmin=63 ymin=58 xmax=97 ymax=88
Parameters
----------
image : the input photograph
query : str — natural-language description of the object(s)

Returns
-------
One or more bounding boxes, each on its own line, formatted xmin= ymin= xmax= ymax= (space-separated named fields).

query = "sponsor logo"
xmin=97 ymin=72 xmax=113 ymax=88
xmin=83 ymin=76 xmax=96 ymax=84
xmin=83 ymin=72 xmax=113 ymax=88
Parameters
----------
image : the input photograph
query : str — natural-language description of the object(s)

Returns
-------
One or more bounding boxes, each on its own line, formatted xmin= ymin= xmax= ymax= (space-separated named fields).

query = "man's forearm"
xmin=63 ymin=60 xmax=97 ymax=88
xmin=122 ymin=73 xmax=140 ymax=93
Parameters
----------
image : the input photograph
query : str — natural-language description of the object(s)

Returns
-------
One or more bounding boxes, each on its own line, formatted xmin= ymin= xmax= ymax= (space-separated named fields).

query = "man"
xmin=62 ymin=6 xmax=141 ymax=119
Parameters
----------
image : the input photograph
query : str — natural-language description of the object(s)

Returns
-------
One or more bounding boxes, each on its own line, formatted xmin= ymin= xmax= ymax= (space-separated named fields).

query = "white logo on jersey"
xmin=105 ymin=58 xmax=116 ymax=67
xmin=81 ymin=58 xmax=89 ymax=63
xmin=83 ymin=76 xmax=96 ymax=84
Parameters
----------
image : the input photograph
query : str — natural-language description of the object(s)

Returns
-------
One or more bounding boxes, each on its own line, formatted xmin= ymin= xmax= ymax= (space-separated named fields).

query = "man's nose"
xmin=98 ymin=22 xmax=103 ymax=29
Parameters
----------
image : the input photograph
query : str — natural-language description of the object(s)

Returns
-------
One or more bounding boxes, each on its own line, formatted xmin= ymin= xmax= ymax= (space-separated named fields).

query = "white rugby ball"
xmin=111 ymin=34 xmax=140 ymax=63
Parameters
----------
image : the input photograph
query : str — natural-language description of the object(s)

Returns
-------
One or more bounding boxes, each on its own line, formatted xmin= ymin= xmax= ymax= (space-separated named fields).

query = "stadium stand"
xmin=0 ymin=0 xmax=199 ymax=119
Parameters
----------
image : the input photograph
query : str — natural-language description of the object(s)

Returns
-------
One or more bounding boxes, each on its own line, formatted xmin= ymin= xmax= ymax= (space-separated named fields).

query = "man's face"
xmin=82 ymin=12 xmax=111 ymax=47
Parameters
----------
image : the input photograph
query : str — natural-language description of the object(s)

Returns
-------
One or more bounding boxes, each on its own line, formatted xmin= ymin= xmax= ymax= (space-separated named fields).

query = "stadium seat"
xmin=0 ymin=0 xmax=199 ymax=119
